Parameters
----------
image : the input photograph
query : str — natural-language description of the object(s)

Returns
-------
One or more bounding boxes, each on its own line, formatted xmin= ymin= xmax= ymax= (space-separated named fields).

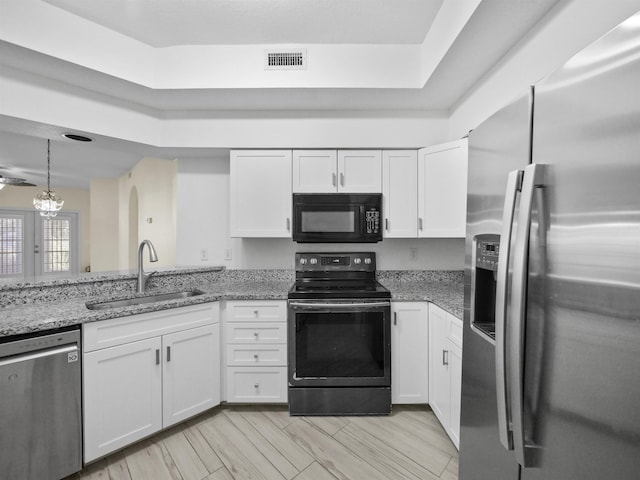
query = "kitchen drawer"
xmin=447 ymin=314 xmax=463 ymax=349
xmin=83 ymin=303 xmax=219 ymax=352
xmin=225 ymin=301 xmax=287 ymax=322
xmin=225 ymin=367 xmax=288 ymax=403
xmin=225 ymin=322 xmax=287 ymax=344
xmin=225 ymin=344 xmax=287 ymax=366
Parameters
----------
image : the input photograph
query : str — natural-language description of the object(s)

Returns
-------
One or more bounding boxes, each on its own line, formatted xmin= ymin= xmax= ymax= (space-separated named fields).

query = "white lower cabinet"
xmin=223 ymin=300 xmax=288 ymax=403
xmin=391 ymin=302 xmax=429 ymax=404
xmin=83 ymin=303 xmax=220 ymax=462
xmin=428 ymin=303 xmax=463 ymax=449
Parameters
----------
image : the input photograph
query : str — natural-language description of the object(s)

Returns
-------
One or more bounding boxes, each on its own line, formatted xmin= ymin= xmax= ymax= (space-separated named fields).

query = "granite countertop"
xmin=0 ymin=269 xmax=463 ymax=338
xmin=381 ymin=279 xmax=464 ymax=320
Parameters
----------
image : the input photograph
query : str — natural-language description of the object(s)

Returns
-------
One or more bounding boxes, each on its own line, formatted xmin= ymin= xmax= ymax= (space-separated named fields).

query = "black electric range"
xmin=287 ymin=252 xmax=392 ymax=415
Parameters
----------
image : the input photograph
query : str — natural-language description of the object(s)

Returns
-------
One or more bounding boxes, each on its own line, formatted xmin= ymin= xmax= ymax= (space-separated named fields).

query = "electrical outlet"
xmin=409 ymin=248 xmax=418 ymax=261
xmin=200 ymin=249 xmax=208 ymax=261
xmin=224 ymin=248 xmax=233 ymax=260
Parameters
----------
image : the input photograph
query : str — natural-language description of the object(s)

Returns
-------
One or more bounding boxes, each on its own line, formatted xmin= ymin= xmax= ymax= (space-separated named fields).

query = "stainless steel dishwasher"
xmin=0 ymin=327 xmax=82 ymax=480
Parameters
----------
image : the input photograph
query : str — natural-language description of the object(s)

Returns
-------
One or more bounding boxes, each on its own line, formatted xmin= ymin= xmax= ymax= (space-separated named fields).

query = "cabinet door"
xmin=162 ymin=324 xmax=221 ymax=428
xmin=84 ymin=337 xmax=162 ymax=462
xmin=448 ymin=340 xmax=462 ymax=449
xmin=337 ymin=150 xmax=382 ymax=192
xmin=391 ymin=302 xmax=429 ymax=404
xmin=428 ymin=304 xmax=451 ymax=428
xmin=230 ymin=150 xmax=292 ymax=237
xmin=292 ymin=150 xmax=338 ymax=192
xmin=418 ymin=139 xmax=468 ymax=237
xmin=383 ymin=150 xmax=418 ymax=238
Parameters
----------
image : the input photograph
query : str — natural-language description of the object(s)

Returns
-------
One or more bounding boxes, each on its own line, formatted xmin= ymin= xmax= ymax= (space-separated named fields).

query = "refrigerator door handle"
xmin=495 ymin=169 xmax=523 ymax=451
xmin=510 ymin=163 xmax=546 ymax=468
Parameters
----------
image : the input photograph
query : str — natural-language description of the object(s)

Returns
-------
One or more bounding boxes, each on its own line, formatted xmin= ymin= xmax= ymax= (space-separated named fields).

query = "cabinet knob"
xmin=253 ymin=332 xmax=259 ymax=338
xmin=253 ymin=310 xmax=259 ymax=316
xmin=254 ymin=354 xmax=259 ymax=361
xmin=254 ymin=383 xmax=260 ymax=389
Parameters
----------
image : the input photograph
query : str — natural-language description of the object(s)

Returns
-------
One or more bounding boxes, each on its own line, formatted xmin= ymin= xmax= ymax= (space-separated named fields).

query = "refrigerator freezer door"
xmin=521 ymin=15 xmax=640 ymax=480
xmin=459 ymin=91 xmax=533 ymax=480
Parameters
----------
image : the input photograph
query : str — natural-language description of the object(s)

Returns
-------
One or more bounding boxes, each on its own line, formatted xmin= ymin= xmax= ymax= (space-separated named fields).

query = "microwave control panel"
xmin=365 ymin=209 xmax=380 ymax=234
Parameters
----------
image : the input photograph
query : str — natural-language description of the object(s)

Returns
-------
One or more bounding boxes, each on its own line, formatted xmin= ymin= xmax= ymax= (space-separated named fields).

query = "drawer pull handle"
xmin=166 ymin=346 xmax=171 ymax=362
xmin=443 ymin=349 xmax=449 ymax=366
xmin=254 ymin=354 xmax=259 ymax=361
xmin=155 ymin=349 xmax=160 ymax=366
xmin=253 ymin=332 xmax=259 ymax=338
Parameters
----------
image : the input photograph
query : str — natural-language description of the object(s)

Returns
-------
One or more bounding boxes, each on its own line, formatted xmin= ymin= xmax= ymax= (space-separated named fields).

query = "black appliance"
xmin=292 ymin=193 xmax=382 ymax=243
xmin=288 ymin=252 xmax=392 ymax=415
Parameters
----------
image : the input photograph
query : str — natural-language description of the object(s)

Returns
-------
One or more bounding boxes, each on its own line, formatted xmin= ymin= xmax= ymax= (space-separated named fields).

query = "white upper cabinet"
xmin=382 ymin=150 xmax=418 ymax=238
xmin=338 ymin=150 xmax=382 ymax=192
xmin=230 ymin=150 xmax=292 ymax=237
xmin=418 ymin=139 xmax=468 ymax=238
xmin=293 ymin=150 xmax=382 ymax=193
xmin=292 ymin=150 xmax=338 ymax=193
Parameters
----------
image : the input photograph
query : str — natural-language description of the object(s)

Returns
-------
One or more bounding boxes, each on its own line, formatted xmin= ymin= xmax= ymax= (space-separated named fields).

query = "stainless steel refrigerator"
xmin=459 ymin=12 xmax=640 ymax=480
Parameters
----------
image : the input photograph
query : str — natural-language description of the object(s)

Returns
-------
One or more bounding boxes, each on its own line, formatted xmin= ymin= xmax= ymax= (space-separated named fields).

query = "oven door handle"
xmin=289 ymin=301 xmax=390 ymax=309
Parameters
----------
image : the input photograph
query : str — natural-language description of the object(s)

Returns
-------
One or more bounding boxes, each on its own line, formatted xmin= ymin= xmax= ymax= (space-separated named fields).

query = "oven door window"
xmin=296 ymin=311 xmax=386 ymax=378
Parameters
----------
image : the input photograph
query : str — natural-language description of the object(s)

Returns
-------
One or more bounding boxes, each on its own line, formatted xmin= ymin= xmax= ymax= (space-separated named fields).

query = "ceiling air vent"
xmin=265 ymin=49 xmax=307 ymax=70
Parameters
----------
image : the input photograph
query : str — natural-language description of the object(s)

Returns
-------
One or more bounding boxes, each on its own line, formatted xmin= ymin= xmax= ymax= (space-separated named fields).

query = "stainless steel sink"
xmin=86 ymin=290 xmax=205 ymax=310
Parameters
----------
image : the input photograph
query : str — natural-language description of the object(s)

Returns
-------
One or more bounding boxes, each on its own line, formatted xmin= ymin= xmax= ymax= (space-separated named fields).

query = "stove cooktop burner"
xmin=288 ymin=252 xmax=391 ymax=299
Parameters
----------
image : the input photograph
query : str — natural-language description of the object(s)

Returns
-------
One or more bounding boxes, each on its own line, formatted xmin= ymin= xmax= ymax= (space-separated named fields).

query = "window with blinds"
xmin=0 ymin=216 xmax=24 ymax=275
xmin=42 ymin=218 xmax=71 ymax=273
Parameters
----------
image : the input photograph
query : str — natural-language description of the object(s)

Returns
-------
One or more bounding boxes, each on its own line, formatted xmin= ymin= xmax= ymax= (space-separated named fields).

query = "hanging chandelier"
xmin=33 ymin=139 xmax=64 ymax=218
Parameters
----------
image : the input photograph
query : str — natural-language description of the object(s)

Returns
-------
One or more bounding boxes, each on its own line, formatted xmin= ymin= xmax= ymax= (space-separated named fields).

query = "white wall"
xmin=237 ymin=238 xmax=464 ymax=270
xmin=176 ymin=155 xmax=235 ymax=268
xmin=89 ymin=177 xmax=119 ymax=271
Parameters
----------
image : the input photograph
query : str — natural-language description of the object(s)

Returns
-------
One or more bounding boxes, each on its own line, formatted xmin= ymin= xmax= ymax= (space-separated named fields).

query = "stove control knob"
xmin=299 ymin=258 xmax=307 ymax=265
xmin=310 ymin=258 xmax=318 ymax=265
xmin=364 ymin=258 xmax=372 ymax=265
xmin=354 ymin=258 xmax=362 ymax=265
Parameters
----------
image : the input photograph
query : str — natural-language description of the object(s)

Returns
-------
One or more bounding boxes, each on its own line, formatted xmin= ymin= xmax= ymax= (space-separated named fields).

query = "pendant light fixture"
xmin=33 ymin=139 xmax=64 ymax=218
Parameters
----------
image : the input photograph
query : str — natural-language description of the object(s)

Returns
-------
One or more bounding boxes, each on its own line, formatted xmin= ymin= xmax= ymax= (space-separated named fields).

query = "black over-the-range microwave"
xmin=292 ymin=193 xmax=382 ymax=243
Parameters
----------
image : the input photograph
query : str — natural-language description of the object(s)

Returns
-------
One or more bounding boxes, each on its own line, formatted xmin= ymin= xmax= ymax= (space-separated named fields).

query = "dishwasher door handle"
xmin=0 ymin=344 xmax=78 ymax=367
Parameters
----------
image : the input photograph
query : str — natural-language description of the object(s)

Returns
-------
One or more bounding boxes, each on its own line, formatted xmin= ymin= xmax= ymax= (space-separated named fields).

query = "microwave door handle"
xmin=510 ymin=163 xmax=546 ymax=468
xmin=495 ymin=169 xmax=523 ymax=451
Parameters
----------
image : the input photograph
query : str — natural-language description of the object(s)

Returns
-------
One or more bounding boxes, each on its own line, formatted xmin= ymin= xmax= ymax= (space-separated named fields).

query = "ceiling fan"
xmin=0 ymin=174 xmax=36 ymax=189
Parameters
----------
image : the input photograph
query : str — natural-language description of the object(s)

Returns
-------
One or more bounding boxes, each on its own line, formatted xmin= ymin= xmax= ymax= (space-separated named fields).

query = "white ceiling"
xmin=44 ymin=0 xmax=444 ymax=46
xmin=0 ymin=0 xmax=562 ymax=189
